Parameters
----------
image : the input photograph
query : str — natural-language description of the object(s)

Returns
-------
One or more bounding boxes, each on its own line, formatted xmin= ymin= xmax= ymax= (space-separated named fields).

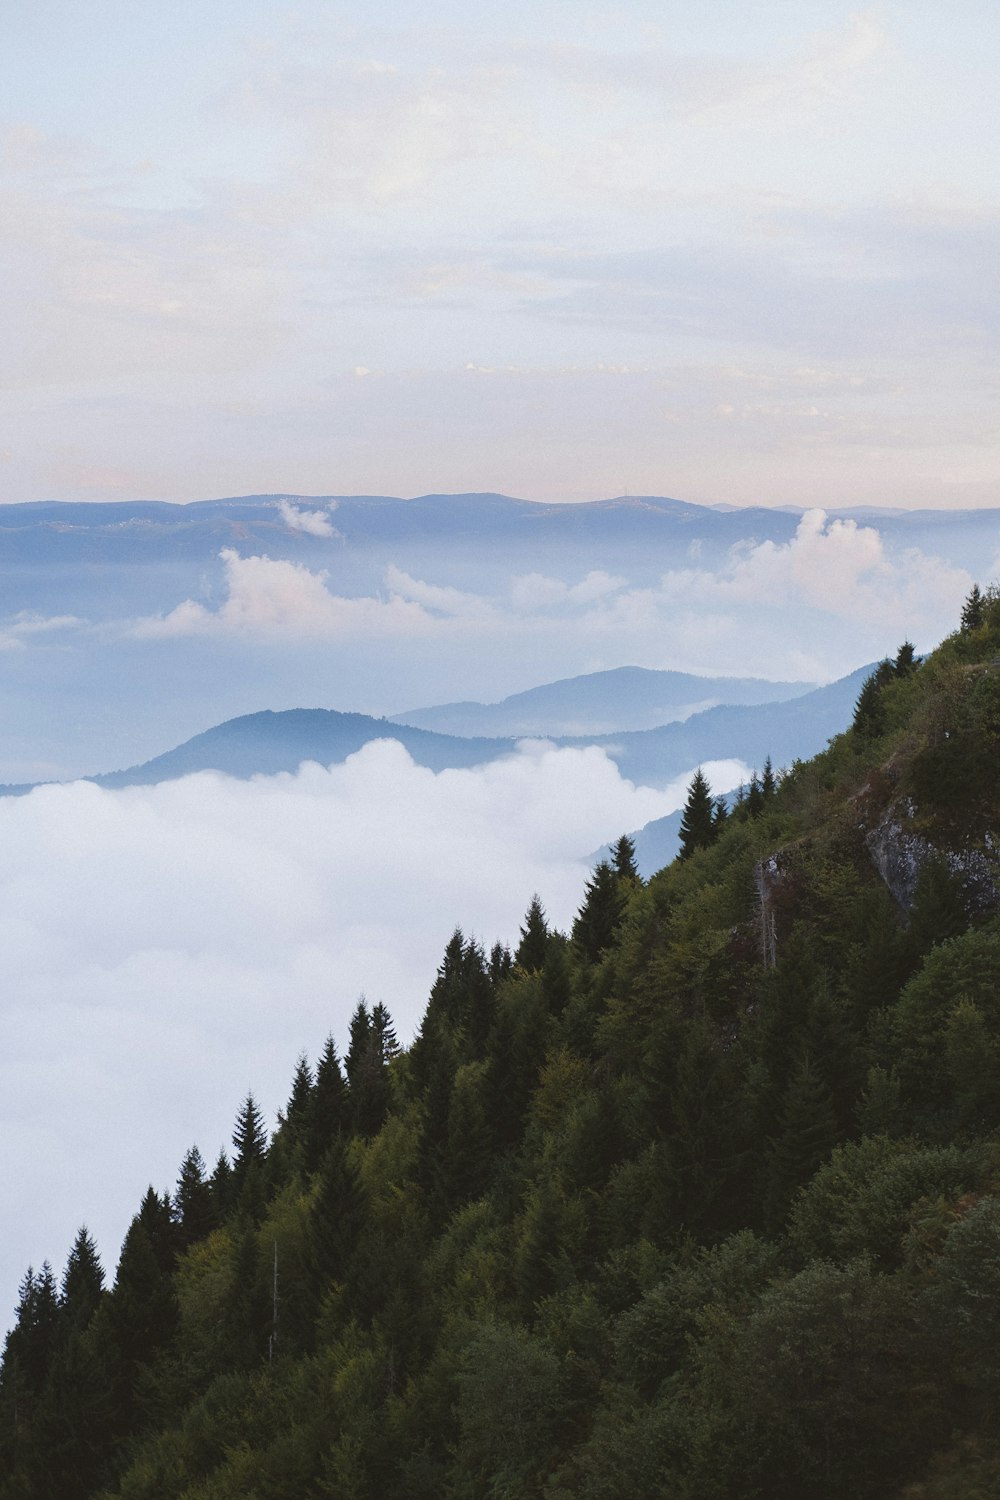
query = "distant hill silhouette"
xmin=390 ymin=666 xmax=813 ymax=737
xmin=0 ymin=665 xmax=873 ymax=805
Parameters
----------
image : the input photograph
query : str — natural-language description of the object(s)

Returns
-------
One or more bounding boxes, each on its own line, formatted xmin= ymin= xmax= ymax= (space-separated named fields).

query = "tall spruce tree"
xmin=515 ymin=896 xmax=549 ymax=972
xmin=678 ymin=769 xmax=716 ymax=858
xmin=962 ymin=582 xmax=985 ymax=630
xmin=60 ymin=1228 xmax=104 ymax=1331
xmin=175 ymin=1147 xmax=215 ymax=1248
xmin=572 ymin=860 xmax=627 ymax=963
xmin=307 ymin=1036 xmax=347 ymax=1170
xmin=611 ymin=833 xmax=639 ymax=882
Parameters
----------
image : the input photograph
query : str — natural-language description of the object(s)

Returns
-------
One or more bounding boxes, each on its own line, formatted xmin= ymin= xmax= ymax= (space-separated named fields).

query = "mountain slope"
xmin=3 ymin=598 xmax=1000 ymax=1499
xmin=390 ymin=666 xmax=813 ymax=737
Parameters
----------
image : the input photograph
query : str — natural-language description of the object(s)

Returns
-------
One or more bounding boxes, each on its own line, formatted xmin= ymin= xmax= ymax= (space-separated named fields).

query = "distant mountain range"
xmin=0 ymin=493 xmax=996 ymax=620
xmin=1 ymin=667 xmax=872 ymax=837
xmin=390 ymin=666 xmax=813 ymax=737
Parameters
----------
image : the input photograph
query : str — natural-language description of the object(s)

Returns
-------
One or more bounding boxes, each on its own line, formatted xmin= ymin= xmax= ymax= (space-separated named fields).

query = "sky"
xmin=3 ymin=1 xmax=1000 ymax=507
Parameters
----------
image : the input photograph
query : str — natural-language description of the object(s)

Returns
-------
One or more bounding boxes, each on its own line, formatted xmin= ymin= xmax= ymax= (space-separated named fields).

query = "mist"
xmin=0 ymin=739 xmax=747 ymax=1323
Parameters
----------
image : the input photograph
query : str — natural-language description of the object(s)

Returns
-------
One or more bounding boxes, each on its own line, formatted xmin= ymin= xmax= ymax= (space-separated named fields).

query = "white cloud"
xmin=133 ymin=549 xmax=435 ymax=641
xmin=658 ymin=509 xmax=973 ymax=628
xmin=277 ymin=499 xmax=340 ymax=538
xmin=0 ymin=739 xmax=718 ymax=1321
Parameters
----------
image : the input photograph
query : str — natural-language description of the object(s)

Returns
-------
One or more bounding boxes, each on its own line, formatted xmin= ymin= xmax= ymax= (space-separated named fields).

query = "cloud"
xmin=658 ymin=509 xmax=973 ymax=629
xmin=0 ymin=739 xmax=732 ymax=1322
xmin=133 ymin=550 xmax=434 ymax=641
xmin=277 ymin=499 xmax=340 ymax=538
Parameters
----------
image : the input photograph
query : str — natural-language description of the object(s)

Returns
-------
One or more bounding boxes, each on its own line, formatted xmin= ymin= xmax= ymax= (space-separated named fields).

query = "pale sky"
xmin=3 ymin=1 xmax=1000 ymax=506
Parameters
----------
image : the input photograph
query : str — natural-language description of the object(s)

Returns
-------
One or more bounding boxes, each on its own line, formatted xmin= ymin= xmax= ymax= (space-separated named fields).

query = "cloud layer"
xmin=124 ymin=512 xmax=974 ymax=683
xmin=0 ymin=740 xmax=746 ymax=1320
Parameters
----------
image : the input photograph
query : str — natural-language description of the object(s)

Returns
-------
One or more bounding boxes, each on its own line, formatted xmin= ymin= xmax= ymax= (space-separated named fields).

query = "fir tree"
xmin=611 ymin=833 xmax=639 ymax=883
xmin=745 ymin=773 xmax=765 ymax=818
xmin=308 ymin=1140 xmax=365 ymax=1298
xmin=761 ymin=755 xmax=777 ymax=800
xmin=852 ymin=668 xmax=888 ymax=738
xmin=174 ymin=1147 xmax=215 ymax=1248
xmin=572 ymin=860 xmax=627 ymax=963
xmin=515 ymin=896 xmax=549 ymax=972
xmin=232 ymin=1093 xmax=268 ymax=1187
xmin=344 ymin=999 xmax=373 ymax=1092
xmin=961 ymin=582 xmax=985 ymax=631
xmin=60 ymin=1228 xmax=104 ymax=1331
xmin=894 ymin=640 xmax=917 ymax=677
xmin=307 ymin=1036 xmax=347 ymax=1170
xmin=678 ymin=769 xmax=716 ymax=858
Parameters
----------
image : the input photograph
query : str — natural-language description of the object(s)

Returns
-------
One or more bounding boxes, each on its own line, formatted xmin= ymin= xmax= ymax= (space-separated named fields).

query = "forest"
xmin=2 ymin=583 xmax=1000 ymax=1500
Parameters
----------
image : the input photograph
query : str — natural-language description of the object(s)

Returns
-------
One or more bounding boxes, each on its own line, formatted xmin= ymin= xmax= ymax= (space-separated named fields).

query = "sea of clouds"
xmin=0 ymin=738 xmax=747 ymax=1322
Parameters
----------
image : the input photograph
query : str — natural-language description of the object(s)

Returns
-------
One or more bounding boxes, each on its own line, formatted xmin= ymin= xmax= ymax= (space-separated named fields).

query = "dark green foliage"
xmin=175 ymin=1148 xmax=215 ymax=1249
xmin=611 ymin=833 xmax=639 ymax=882
xmin=515 ymin=893 xmax=550 ymax=971
xmin=307 ymin=1034 xmax=347 ymax=1168
xmin=61 ymin=1227 xmax=105 ymax=1329
xmin=678 ymin=767 xmax=716 ymax=857
xmin=6 ymin=619 xmax=1000 ymax=1500
xmin=572 ymin=859 xmax=626 ymax=962
xmin=852 ymin=665 xmax=889 ymax=737
xmin=961 ymin=582 xmax=984 ymax=630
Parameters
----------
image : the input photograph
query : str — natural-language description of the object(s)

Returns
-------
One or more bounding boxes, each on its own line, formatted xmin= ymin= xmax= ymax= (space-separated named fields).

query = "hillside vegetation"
xmin=3 ymin=589 xmax=1000 ymax=1500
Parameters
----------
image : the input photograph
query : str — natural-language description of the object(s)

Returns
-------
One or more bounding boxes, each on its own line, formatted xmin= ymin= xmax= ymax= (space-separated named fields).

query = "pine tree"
xmin=961 ymin=582 xmax=984 ymax=631
xmin=345 ymin=999 xmax=373 ymax=1092
xmin=232 ymin=1093 xmax=268 ymax=1185
xmin=678 ymin=769 xmax=717 ymax=858
xmin=515 ymin=896 xmax=549 ymax=972
xmin=894 ymin=640 xmax=917 ymax=677
xmin=489 ymin=941 xmax=513 ymax=987
xmin=175 ymin=1147 xmax=215 ymax=1248
xmin=572 ymin=860 xmax=627 ymax=963
xmin=766 ymin=1053 xmax=838 ymax=1227
xmin=761 ymin=756 xmax=776 ymax=800
xmin=284 ymin=1054 xmax=314 ymax=1143
xmin=308 ymin=1140 xmax=365 ymax=1299
xmin=307 ymin=1036 xmax=347 ymax=1170
xmin=60 ymin=1228 xmax=104 ymax=1331
xmin=611 ymin=834 xmax=639 ymax=883
xmin=745 ymin=773 xmax=764 ymax=818
xmin=852 ymin=668 xmax=888 ymax=738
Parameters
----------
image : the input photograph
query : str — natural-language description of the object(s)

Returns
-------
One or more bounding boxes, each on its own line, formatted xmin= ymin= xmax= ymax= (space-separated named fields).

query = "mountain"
xmin=1 ymin=492 xmax=997 ymax=617
xmin=0 ymin=667 xmax=872 ymax=799
xmin=4 ymin=594 xmax=1000 ymax=1500
xmin=390 ymin=666 xmax=814 ymax=738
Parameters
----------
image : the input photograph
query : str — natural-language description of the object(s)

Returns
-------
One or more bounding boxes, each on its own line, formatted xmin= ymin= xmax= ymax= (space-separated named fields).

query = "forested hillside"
xmin=3 ymin=587 xmax=1000 ymax=1500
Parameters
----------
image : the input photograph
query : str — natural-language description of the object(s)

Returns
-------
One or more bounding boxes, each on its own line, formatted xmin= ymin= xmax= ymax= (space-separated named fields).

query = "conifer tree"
xmin=852 ymin=668 xmax=888 ymax=738
xmin=284 ymin=1054 xmax=314 ymax=1142
xmin=232 ymin=1093 xmax=268 ymax=1187
xmin=894 ymin=640 xmax=917 ymax=676
xmin=761 ymin=755 xmax=776 ymax=800
xmin=209 ymin=1149 xmax=234 ymax=1218
xmin=766 ymin=1054 xmax=838 ymax=1227
xmin=307 ymin=1036 xmax=347 ymax=1170
xmin=174 ymin=1147 xmax=215 ymax=1248
xmin=572 ymin=860 xmax=627 ymax=963
xmin=345 ymin=999 xmax=373 ymax=1092
xmin=611 ymin=833 xmax=639 ymax=883
xmin=745 ymin=773 xmax=765 ymax=818
xmin=60 ymin=1228 xmax=104 ymax=1331
xmin=515 ymin=896 xmax=549 ymax=972
xmin=961 ymin=582 xmax=984 ymax=631
xmin=678 ymin=769 xmax=717 ymax=858
xmin=308 ymin=1140 xmax=365 ymax=1299
xmin=489 ymin=941 xmax=513 ymax=987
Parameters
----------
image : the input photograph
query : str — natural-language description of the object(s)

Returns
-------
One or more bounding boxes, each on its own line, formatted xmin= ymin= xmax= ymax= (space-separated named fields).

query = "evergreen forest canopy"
xmin=3 ymin=586 xmax=1000 ymax=1499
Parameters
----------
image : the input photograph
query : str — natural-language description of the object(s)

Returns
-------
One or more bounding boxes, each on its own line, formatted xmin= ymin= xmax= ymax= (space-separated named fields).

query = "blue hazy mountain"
xmin=1 ymin=492 xmax=996 ymax=618
xmin=390 ymin=666 xmax=813 ymax=737
xmin=0 ymin=665 xmax=871 ymax=809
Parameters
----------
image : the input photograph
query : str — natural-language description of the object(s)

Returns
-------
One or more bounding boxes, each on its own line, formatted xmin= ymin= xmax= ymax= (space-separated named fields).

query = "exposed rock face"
xmin=754 ymin=850 xmax=798 ymax=968
xmin=866 ymin=798 xmax=999 ymax=917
